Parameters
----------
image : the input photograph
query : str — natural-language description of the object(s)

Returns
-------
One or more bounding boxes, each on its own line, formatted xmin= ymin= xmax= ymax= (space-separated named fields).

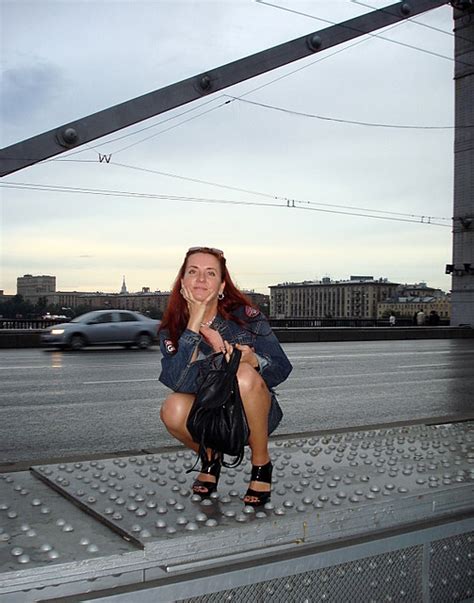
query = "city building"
xmin=14 ymin=274 xmax=170 ymax=315
xmin=17 ymin=274 xmax=56 ymax=303
xmin=120 ymin=276 xmax=128 ymax=295
xmin=398 ymin=282 xmax=441 ymax=297
xmin=74 ymin=290 xmax=170 ymax=314
xmin=269 ymin=276 xmax=399 ymax=319
xmin=377 ymin=294 xmax=451 ymax=320
xmin=241 ymin=290 xmax=269 ymax=313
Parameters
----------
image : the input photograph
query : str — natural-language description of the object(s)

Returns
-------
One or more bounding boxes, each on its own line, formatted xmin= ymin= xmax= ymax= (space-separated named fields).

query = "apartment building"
xmin=269 ymin=276 xmax=399 ymax=319
xmin=76 ymin=290 xmax=170 ymax=314
xmin=377 ymin=295 xmax=451 ymax=319
xmin=17 ymin=274 xmax=56 ymax=303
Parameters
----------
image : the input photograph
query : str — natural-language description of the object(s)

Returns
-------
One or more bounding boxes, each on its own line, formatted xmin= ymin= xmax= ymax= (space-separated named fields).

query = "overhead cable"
xmin=226 ymin=96 xmax=458 ymax=129
xmin=255 ymin=0 xmax=474 ymax=68
xmin=56 ymin=97 xmax=229 ymax=159
xmin=56 ymin=12 xmax=416 ymax=160
xmin=351 ymin=0 xmax=470 ymax=42
xmin=109 ymin=161 xmax=451 ymax=221
xmin=1 ymin=180 xmax=450 ymax=226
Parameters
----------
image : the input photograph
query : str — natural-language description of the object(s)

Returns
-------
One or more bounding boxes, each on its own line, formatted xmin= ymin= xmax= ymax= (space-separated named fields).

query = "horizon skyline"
xmin=3 ymin=270 xmax=451 ymax=298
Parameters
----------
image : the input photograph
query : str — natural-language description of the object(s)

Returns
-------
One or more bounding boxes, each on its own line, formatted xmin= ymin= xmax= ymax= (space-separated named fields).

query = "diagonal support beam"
xmin=0 ymin=0 xmax=448 ymax=176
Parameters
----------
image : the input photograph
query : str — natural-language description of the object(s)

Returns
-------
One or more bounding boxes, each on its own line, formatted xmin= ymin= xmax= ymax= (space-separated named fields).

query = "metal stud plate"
xmin=29 ymin=422 xmax=473 ymax=551
xmin=0 ymin=471 xmax=136 ymax=574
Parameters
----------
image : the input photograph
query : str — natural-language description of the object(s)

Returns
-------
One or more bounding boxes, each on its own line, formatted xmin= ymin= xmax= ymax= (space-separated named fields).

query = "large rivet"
xmin=400 ymin=3 xmax=411 ymax=15
xmin=199 ymin=75 xmax=212 ymax=91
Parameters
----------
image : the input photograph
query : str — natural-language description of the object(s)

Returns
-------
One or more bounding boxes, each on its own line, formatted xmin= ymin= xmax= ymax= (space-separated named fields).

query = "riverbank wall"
xmin=1 ymin=326 xmax=473 ymax=348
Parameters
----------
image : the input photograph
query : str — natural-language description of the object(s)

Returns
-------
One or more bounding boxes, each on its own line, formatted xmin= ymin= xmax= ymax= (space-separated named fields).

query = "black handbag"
xmin=186 ymin=348 xmax=250 ymax=469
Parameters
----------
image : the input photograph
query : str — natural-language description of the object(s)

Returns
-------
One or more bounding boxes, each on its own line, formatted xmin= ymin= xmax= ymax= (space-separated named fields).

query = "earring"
xmin=180 ymin=288 xmax=184 ymax=295
xmin=218 ymin=292 xmax=225 ymax=300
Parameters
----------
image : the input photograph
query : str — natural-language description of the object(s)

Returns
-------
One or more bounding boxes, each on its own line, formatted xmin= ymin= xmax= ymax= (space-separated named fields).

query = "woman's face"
xmin=181 ymin=252 xmax=224 ymax=301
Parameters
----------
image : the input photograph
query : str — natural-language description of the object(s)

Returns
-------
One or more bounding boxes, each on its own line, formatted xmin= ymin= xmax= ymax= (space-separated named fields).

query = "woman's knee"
xmin=237 ymin=364 xmax=268 ymax=398
xmin=160 ymin=393 xmax=194 ymax=432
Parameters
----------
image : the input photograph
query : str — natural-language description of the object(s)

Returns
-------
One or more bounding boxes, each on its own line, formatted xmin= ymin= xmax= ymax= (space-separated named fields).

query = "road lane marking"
xmin=83 ymin=378 xmax=160 ymax=385
xmin=289 ymin=367 xmax=455 ymax=380
xmin=286 ymin=350 xmax=474 ymax=360
xmin=398 ymin=364 xmax=450 ymax=368
xmin=0 ymin=366 xmax=56 ymax=370
xmin=0 ymin=362 xmax=157 ymax=370
xmin=278 ymin=376 xmax=457 ymax=391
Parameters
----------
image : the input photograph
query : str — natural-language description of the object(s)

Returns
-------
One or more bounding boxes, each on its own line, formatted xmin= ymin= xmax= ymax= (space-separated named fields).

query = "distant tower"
xmin=120 ymin=276 xmax=128 ymax=294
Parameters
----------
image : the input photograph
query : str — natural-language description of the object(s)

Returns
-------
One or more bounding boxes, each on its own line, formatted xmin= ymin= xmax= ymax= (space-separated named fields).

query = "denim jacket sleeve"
xmin=159 ymin=328 xmax=204 ymax=393
xmin=238 ymin=311 xmax=292 ymax=390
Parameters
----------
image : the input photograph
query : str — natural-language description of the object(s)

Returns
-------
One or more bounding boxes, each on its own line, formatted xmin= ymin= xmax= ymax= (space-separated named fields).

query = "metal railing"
xmin=0 ymin=318 xmax=71 ymax=330
xmin=269 ymin=317 xmax=449 ymax=328
xmin=0 ymin=317 xmax=451 ymax=330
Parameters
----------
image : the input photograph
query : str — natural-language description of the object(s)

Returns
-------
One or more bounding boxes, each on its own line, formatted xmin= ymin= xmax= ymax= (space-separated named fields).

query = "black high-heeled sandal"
xmin=192 ymin=454 xmax=221 ymax=497
xmin=244 ymin=461 xmax=273 ymax=507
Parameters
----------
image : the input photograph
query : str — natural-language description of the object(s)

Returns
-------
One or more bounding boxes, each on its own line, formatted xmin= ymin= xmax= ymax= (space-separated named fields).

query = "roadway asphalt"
xmin=1 ymin=339 xmax=473 ymax=465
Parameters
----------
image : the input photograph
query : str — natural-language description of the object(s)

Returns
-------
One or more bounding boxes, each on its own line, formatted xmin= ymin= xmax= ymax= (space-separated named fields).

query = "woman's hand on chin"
xmin=181 ymin=285 xmax=216 ymax=322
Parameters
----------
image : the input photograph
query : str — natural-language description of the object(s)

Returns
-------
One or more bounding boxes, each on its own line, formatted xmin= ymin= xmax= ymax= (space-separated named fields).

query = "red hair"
xmin=159 ymin=249 xmax=256 ymax=348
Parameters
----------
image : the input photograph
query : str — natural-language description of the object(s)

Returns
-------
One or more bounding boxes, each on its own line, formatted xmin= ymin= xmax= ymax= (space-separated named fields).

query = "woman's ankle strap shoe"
xmin=250 ymin=461 xmax=272 ymax=483
xmin=244 ymin=461 xmax=273 ymax=507
xmin=192 ymin=454 xmax=221 ymax=498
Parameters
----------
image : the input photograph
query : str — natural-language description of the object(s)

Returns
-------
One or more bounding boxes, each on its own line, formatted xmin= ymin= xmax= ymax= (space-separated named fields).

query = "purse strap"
xmin=227 ymin=347 xmax=242 ymax=374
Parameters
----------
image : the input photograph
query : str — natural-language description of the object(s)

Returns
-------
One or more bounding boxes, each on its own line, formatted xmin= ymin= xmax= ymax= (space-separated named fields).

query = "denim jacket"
xmin=159 ymin=306 xmax=292 ymax=394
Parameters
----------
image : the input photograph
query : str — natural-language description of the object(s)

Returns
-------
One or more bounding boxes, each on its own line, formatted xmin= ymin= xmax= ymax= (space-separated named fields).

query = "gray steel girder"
xmin=0 ymin=0 xmax=448 ymax=177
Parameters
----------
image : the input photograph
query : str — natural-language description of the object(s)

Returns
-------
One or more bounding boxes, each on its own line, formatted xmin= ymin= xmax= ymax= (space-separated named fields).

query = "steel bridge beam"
xmin=451 ymin=4 xmax=474 ymax=325
xmin=0 ymin=0 xmax=448 ymax=177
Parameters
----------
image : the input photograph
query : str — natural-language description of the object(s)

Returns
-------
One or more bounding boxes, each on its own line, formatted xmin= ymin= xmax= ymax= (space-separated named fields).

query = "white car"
xmin=41 ymin=310 xmax=160 ymax=350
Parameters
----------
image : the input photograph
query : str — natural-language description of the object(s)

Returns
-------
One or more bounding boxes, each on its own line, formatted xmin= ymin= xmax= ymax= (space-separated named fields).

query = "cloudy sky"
xmin=1 ymin=0 xmax=456 ymax=295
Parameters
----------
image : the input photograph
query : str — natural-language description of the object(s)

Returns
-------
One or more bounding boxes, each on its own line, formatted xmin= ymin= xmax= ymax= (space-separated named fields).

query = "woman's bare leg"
xmin=160 ymin=393 xmax=217 ymax=490
xmin=236 ymin=364 xmax=272 ymax=502
xmin=160 ymin=392 xmax=197 ymax=450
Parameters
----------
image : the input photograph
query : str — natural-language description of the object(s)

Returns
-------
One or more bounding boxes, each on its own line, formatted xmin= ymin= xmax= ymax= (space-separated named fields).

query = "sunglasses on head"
xmin=187 ymin=246 xmax=224 ymax=256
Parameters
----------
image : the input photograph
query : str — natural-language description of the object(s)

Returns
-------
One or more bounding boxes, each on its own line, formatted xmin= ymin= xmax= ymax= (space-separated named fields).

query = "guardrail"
xmin=269 ymin=318 xmax=449 ymax=328
xmin=0 ymin=317 xmax=450 ymax=330
xmin=0 ymin=318 xmax=70 ymax=329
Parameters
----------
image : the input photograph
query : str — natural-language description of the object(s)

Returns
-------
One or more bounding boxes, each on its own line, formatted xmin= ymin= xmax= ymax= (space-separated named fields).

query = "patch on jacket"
xmin=245 ymin=306 xmax=260 ymax=318
xmin=164 ymin=339 xmax=176 ymax=354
